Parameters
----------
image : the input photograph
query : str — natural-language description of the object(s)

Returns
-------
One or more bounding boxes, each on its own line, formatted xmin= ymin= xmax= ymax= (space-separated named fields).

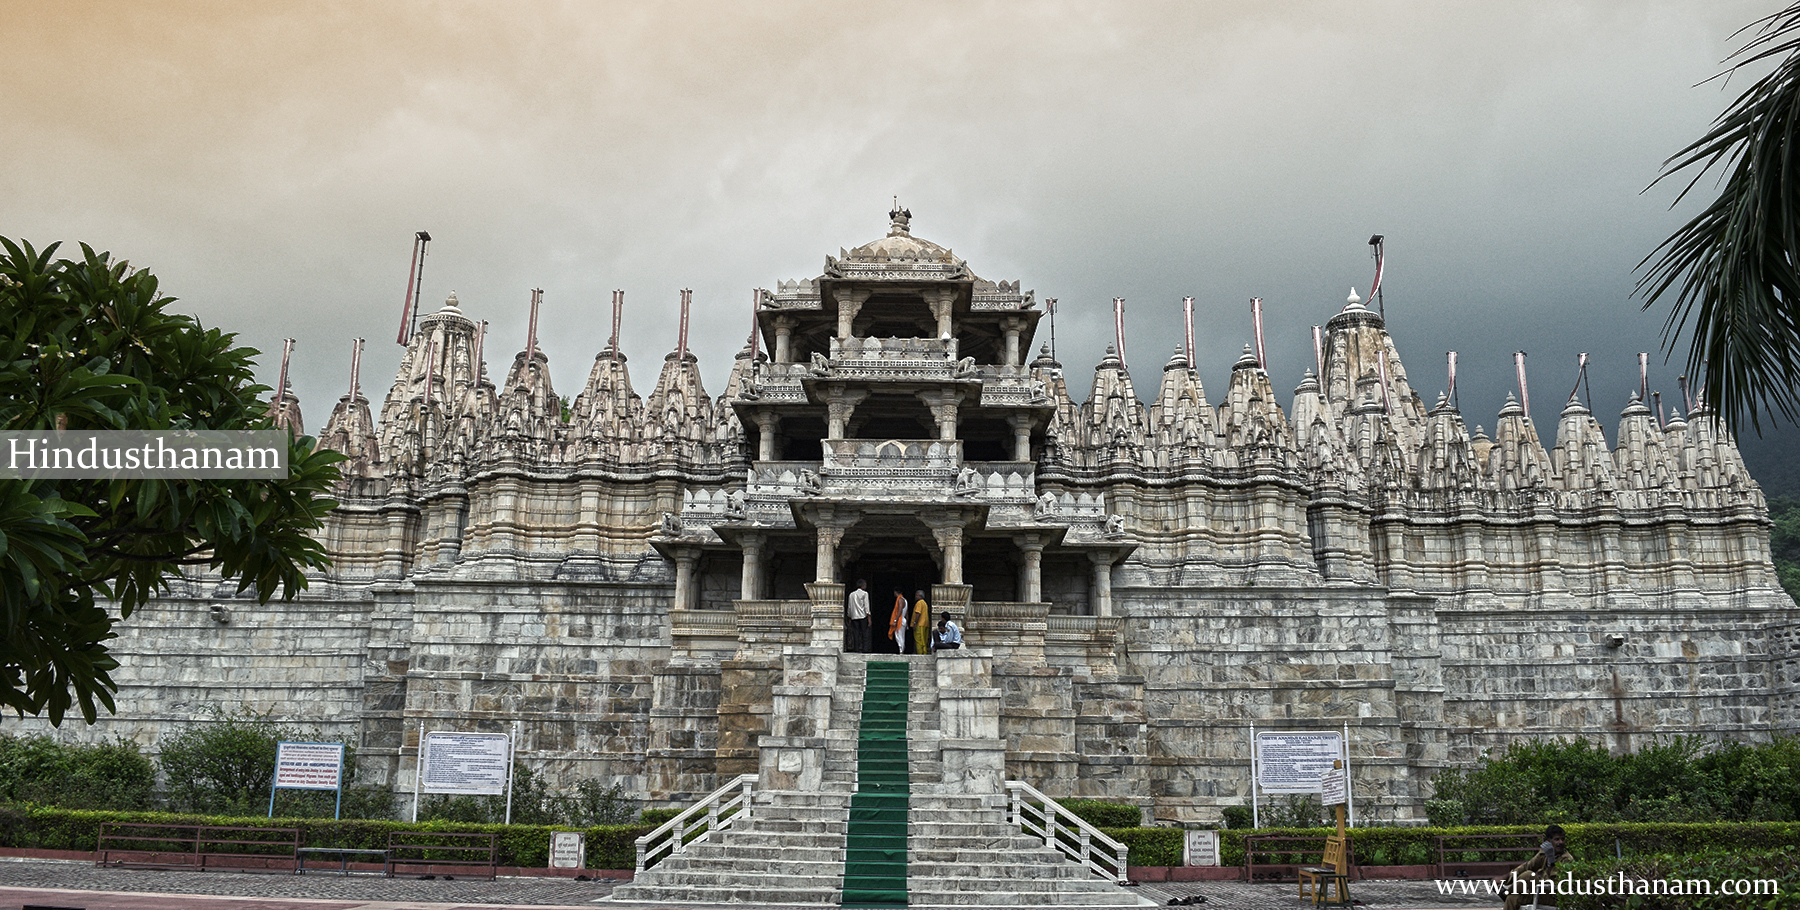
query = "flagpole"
xmin=1183 ymin=296 xmax=1195 ymax=369
xmin=1250 ymin=298 xmax=1266 ymax=370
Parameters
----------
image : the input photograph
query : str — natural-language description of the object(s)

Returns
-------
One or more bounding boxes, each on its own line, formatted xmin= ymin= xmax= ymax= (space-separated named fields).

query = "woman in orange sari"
xmin=889 ymin=590 xmax=906 ymax=653
xmin=910 ymin=590 xmax=931 ymax=654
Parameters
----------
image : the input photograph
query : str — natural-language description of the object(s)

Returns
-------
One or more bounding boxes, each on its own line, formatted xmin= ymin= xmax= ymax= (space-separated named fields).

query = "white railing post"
xmin=1003 ymin=779 xmax=1130 ymax=885
xmin=635 ymin=773 xmax=757 ymax=874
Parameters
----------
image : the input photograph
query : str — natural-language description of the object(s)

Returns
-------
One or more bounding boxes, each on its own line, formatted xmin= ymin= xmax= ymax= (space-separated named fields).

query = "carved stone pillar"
xmin=740 ymin=531 xmax=765 ymax=601
xmin=756 ymin=408 xmax=780 ymax=461
xmin=1088 ymin=550 xmax=1115 ymax=617
xmin=925 ymin=519 xmax=967 ymax=586
xmin=926 ymin=288 xmax=957 ymax=339
xmin=1000 ymin=316 xmax=1027 ymax=367
xmin=825 ymin=386 xmax=869 ymax=440
xmin=1007 ymin=412 xmax=1033 ymax=461
xmin=917 ymin=390 xmax=964 ymax=441
xmin=835 ymin=289 xmax=870 ymax=340
xmin=672 ymin=549 xmax=700 ymax=612
xmin=809 ymin=509 xmax=859 ymax=585
xmin=1014 ymin=534 xmax=1046 ymax=603
xmin=772 ymin=316 xmax=797 ymax=364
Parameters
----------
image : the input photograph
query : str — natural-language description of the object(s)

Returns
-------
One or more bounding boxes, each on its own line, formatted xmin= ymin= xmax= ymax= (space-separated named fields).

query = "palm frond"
xmin=1640 ymin=2 xmax=1800 ymax=434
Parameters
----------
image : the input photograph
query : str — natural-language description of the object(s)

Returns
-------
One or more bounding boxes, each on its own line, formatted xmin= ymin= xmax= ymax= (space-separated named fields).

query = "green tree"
xmin=1640 ymin=3 xmax=1800 ymax=434
xmin=0 ymin=238 xmax=343 ymax=724
xmin=1768 ymin=496 xmax=1800 ymax=601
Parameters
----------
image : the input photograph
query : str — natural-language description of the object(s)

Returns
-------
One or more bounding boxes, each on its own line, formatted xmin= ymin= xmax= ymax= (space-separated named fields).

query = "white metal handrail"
xmin=1005 ymin=780 xmax=1130 ymax=884
xmin=634 ymin=773 xmax=755 ymax=872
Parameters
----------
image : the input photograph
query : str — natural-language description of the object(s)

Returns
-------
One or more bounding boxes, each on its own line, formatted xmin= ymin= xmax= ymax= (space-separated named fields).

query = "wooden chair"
xmin=1297 ymin=834 xmax=1352 ymax=907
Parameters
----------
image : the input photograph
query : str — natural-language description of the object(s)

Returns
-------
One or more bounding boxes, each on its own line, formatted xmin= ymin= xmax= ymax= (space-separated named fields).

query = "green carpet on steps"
xmin=840 ymin=661 xmax=910 ymax=908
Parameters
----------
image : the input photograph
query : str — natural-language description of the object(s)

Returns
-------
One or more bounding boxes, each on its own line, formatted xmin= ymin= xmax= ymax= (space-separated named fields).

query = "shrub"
xmin=0 ymin=734 xmax=154 ymax=810
xmin=1101 ymin=826 xmax=1183 ymax=866
xmin=158 ymin=709 xmax=364 ymax=818
xmin=1222 ymin=805 xmax=1253 ymax=829
xmin=639 ymin=807 xmax=683 ymax=826
xmin=1428 ymin=735 xmax=1800 ymax=827
xmin=417 ymin=763 xmax=635 ymax=827
xmin=0 ymin=805 xmax=656 ymax=870
xmin=1559 ymin=847 xmax=1800 ymax=910
xmin=1060 ymin=799 xmax=1141 ymax=828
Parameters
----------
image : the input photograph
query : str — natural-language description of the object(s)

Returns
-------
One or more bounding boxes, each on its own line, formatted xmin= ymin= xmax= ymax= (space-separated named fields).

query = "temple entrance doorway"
xmin=848 ymin=551 xmax=937 ymax=655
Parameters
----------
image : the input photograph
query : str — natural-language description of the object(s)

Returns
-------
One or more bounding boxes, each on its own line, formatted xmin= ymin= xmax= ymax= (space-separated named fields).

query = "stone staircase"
xmin=612 ymin=648 xmax=1145 ymax=907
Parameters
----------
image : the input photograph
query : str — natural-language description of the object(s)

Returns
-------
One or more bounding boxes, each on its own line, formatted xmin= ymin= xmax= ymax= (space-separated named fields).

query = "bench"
xmin=1298 ymin=834 xmax=1351 ymax=907
xmin=1243 ymin=834 xmax=1354 ymax=884
xmin=1436 ymin=833 xmax=1541 ymax=880
xmin=97 ymin=822 xmax=299 ymax=872
xmin=297 ymin=846 xmax=389 ymax=875
xmin=384 ymin=830 xmax=498 ymax=880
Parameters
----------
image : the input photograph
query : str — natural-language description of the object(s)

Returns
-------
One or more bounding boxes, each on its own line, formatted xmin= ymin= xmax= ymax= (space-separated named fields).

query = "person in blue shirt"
xmin=934 ymin=614 xmax=962 ymax=651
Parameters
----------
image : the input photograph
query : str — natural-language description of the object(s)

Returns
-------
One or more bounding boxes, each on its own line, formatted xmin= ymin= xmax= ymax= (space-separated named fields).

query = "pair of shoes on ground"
xmin=1165 ymin=896 xmax=1206 ymax=906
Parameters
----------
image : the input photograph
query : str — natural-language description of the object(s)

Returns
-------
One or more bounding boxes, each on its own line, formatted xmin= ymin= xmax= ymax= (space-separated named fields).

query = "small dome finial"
xmin=1346 ymin=287 xmax=1363 ymax=309
xmin=889 ymin=199 xmax=912 ymax=235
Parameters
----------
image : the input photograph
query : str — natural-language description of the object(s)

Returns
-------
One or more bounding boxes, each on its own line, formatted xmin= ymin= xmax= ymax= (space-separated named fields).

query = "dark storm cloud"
xmin=0 ymin=1 xmax=1772 ymax=447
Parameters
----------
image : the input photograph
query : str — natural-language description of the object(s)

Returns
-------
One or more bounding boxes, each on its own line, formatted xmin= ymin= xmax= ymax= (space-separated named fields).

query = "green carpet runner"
xmin=841 ymin=661 xmax=910 ymax=908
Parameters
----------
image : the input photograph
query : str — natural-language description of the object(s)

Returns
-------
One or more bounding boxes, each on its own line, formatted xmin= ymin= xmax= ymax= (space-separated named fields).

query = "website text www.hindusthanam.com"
xmin=1436 ymin=873 xmax=1783 ymax=899
xmin=0 ymin=431 xmax=290 ymax=480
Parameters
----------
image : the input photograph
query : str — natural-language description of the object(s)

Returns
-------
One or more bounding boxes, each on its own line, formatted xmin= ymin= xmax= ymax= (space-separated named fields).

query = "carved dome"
xmin=844 ymin=205 xmax=957 ymax=263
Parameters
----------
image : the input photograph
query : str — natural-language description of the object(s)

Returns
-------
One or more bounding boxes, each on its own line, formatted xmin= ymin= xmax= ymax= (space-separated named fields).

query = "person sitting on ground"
xmin=1503 ymin=824 xmax=1571 ymax=910
xmin=934 ymin=615 xmax=962 ymax=650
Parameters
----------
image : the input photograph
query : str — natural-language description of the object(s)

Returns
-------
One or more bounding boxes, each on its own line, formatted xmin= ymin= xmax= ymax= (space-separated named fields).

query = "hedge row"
xmin=12 ymin=807 xmax=1790 ymax=872
xmin=1217 ymin=822 xmax=1800 ymax=868
xmin=1558 ymin=848 xmax=1800 ymax=910
xmin=0 ymin=806 xmax=657 ymax=870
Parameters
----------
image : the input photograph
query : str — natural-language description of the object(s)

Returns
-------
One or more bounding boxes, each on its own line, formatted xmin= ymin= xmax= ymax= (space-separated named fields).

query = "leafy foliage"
xmin=0 ymin=805 xmax=655 ymax=870
xmin=1560 ymin=847 xmax=1800 ymax=910
xmin=0 ymin=237 xmax=343 ymax=723
xmin=1059 ymin=799 xmax=1143 ymax=829
xmin=1770 ymin=496 xmax=1800 ymax=602
xmin=1428 ymin=736 xmax=1800 ymax=827
xmin=155 ymin=710 xmax=381 ymax=818
xmin=1639 ymin=3 xmax=1800 ymax=434
xmin=1217 ymin=821 xmax=1800 ymax=870
xmin=417 ymin=762 xmax=636 ymax=827
xmin=0 ymin=734 xmax=153 ymax=810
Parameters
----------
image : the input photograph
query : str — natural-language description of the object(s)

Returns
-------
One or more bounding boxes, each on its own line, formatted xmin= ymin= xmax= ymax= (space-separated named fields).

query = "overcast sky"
xmin=2 ymin=1 xmax=1778 ymax=448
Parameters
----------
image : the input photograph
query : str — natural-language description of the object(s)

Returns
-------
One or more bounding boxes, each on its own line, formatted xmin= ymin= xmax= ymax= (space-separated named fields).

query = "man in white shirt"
xmin=935 ymin=614 xmax=962 ymax=650
xmin=846 ymin=579 xmax=871 ymax=653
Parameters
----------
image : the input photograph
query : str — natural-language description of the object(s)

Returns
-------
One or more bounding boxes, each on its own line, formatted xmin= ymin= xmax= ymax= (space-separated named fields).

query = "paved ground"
xmin=0 ymin=858 xmax=1494 ymax=909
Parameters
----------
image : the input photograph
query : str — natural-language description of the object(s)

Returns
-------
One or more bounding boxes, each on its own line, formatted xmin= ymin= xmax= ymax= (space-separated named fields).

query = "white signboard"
xmin=550 ymin=831 xmax=586 ymax=869
xmin=1320 ymin=766 xmax=1348 ymax=807
xmin=273 ymin=742 xmax=344 ymax=791
xmin=420 ymin=732 xmax=512 ymax=796
xmin=1184 ymin=829 xmax=1220 ymax=866
xmin=1255 ymin=731 xmax=1344 ymax=794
